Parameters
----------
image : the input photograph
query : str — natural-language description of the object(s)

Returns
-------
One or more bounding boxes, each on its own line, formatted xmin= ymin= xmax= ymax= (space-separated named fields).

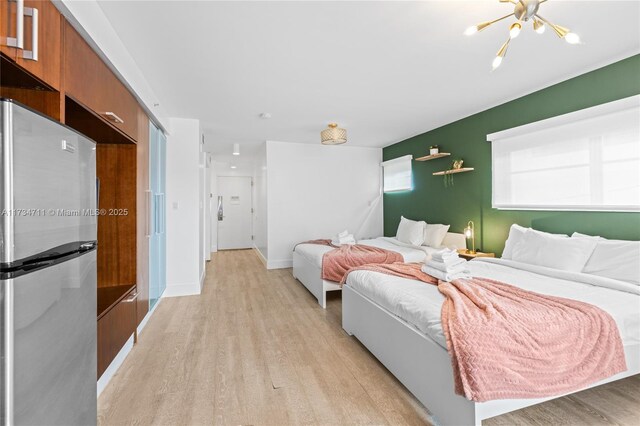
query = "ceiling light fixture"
xmin=233 ymin=143 xmax=240 ymax=156
xmin=320 ymin=123 xmax=347 ymax=145
xmin=465 ymin=0 xmax=581 ymax=69
xmin=230 ymin=165 xmax=237 ymax=169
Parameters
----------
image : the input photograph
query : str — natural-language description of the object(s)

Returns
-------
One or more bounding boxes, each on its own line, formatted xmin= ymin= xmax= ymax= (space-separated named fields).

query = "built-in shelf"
xmin=415 ymin=152 xmax=451 ymax=161
xmin=432 ymin=167 xmax=474 ymax=176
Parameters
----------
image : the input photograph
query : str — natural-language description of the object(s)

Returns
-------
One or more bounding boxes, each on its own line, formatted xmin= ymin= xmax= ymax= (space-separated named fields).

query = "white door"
xmin=217 ymin=176 xmax=253 ymax=250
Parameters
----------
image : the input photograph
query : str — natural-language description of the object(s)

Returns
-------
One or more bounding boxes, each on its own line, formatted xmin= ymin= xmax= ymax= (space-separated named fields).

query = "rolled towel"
xmin=425 ymin=258 xmax=467 ymax=274
xmin=421 ymin=263 xmax=470 ymax=282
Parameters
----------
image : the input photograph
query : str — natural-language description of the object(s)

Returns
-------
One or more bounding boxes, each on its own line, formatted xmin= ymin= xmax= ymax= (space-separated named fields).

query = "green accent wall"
xmin=383 ymin=55 xmax=640 ymax=255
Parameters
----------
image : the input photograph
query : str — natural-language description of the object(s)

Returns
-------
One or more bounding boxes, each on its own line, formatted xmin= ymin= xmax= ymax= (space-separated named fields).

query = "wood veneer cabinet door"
xmin=136 ymin=107 xmax=150 ymax=324
xmin=1 ymin=0 xmax=19 ymax=58
xmin=97 ymin=287 xmax=137 ymax=379
xmin=13 ymin=0 xmax=61 ymax=90
xmin=63 ymin=21 xmax=139 ymax=141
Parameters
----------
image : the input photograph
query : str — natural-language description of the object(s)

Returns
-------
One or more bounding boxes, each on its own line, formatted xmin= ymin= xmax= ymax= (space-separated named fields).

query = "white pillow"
xmin=396 ymin=216 xmax=426 ymax=246
xmin=511 ymin=230 xmax=597 ymax=272
xmin=572 ymin=232 xmax=640 ymax=286
xmin=423 ymin=223 xmax=450 ymax=248
xmin=502 ymin=224 xmax=568 ymax=259
xmin=501 ymin=224 xmax=528 ymax=259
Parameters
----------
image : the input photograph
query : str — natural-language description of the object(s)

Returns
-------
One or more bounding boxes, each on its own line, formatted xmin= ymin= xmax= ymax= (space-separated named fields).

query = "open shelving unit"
xmin=415 ymin=152 xmax=451 ymax=161
xmin=432 ymin=167 xmax=474 ymax=176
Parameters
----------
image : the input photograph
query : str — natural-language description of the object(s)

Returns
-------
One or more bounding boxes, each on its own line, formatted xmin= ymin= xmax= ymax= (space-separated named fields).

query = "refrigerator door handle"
xmin=21 ymin=7 xmax=38 ymax=61
xmin=6 ymin=0 xmax=24 ymax=49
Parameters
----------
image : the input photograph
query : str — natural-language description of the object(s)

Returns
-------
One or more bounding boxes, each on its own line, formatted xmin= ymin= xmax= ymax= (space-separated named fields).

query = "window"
xmin=382 ymin=155 xmax=413 ymax=193
xmin=488 ymin=95 xmax=640 ymax=212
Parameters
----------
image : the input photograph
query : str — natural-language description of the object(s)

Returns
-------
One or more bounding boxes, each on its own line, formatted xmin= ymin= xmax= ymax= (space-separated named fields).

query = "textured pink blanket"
xmin=296 ymin=240 xmax=403 ymax=283
xmin=344 ymin=263 xmax=627 ymax=402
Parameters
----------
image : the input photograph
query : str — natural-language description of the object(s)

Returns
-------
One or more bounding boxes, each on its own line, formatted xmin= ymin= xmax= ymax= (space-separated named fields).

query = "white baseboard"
xmin=254 ymin=246 xmax=267 ymax=267
xmin=137 ymin=297 xmax=161 ymax=336
xmin=97 ymin=334 xmax=134 ymax=397
xmin=162 ymin=281 xmax=202 ymax=297
xmin=211 ymin=244 xmax=218 ymax=253
xmin=199 ymin=269 xmax=206 ymax=291
xmin=267 ymin=258 xmax=293 ymax=270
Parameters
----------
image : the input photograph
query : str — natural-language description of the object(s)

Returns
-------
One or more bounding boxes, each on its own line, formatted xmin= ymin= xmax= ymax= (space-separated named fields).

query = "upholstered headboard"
xmin=441 ymin=232 xmax=467 ymax=250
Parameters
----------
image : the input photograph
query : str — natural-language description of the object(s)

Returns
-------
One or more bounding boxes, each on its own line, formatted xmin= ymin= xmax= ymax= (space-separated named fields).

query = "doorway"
xmin=217 ymin=176 xmax=253 ymax=250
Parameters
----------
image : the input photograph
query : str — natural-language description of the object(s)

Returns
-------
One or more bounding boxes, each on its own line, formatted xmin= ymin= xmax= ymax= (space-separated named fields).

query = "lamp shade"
xmin=321 ymin=123 xmax=347 ymax=145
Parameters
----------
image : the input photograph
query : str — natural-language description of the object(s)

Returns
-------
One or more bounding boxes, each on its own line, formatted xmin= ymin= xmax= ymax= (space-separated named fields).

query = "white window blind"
xmin=488 ymin=95 xmax=640 ymax=212
xmin=382 ymin=155 xmax=413 ymax=193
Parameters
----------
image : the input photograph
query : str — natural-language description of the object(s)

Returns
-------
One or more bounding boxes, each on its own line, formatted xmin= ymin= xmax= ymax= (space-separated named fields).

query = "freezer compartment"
xmin=1 ymin=99 xmax=97 ymax=264
xmin=1 ymin=251 xmax=97 ymax=425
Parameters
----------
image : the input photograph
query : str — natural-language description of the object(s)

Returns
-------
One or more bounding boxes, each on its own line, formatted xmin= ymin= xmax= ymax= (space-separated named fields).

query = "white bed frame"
xmin=292 ymin=251 xmax=340 ymax=308
xmin=342 ymin=284 xmax=640 ymax=425
xmin=293 ymin=234 xmax=467 ymax=309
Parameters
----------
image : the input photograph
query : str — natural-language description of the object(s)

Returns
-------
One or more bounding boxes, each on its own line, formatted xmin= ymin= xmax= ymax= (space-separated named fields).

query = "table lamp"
xmin=464 ymin=221 xmax=476 ymax=254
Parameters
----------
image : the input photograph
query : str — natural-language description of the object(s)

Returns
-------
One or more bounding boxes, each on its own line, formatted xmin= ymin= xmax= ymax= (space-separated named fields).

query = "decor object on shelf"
xmin=443 ymin=159 xmax=464 ymax=187
xmin=464 ymin=0 xmax=581 ymax=70
xmin=430 ymin=145 xmax=439 ymax=155
xmin=321 ymin=123 xmax=347 ymax=145
xmin=464 ymin=221 xmax=476 ymax=254
xmin=415 ymin=152 xmax=451 ymax=161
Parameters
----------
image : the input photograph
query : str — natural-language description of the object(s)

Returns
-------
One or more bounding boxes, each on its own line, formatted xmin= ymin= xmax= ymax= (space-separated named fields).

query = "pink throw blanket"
xmin=296 ymin=240 xmax=403 ymax=283
xmin=344 ymin=263 xmax=627 ymax=402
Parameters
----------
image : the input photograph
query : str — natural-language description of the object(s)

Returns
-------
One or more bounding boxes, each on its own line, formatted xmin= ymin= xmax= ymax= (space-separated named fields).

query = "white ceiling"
xmin=98 ymin=0 xmax=640 ymax=170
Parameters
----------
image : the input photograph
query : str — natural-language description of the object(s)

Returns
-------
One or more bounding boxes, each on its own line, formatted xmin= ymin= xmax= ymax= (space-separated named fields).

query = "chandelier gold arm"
xmin=535 ymin=14 xmax=569 ymax=38
xmin=475 ymin=12 xmax=516 ymax=32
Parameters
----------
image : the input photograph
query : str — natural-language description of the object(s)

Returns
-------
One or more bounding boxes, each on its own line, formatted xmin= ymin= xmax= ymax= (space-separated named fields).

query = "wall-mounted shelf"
xmin=432 ymin=167 xmax=474 ymax=176
xmin=415 ymin=153 xmax=451 ymax=161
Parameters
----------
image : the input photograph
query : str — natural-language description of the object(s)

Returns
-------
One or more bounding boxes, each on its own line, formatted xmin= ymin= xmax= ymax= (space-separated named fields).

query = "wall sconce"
xmin=464 ymin=221 xmax=476 ymax=254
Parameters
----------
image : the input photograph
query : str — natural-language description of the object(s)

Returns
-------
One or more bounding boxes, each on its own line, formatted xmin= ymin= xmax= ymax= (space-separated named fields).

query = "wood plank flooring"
xmin=98 ymin=249 xmax=640 ymax=425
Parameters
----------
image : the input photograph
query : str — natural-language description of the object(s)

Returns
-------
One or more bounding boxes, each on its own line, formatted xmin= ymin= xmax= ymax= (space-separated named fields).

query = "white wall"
xmin=204 ymin=153 xmax=212 ymax=260
xmin=265 ymin=141 xmax=383 ymax=269
xmin=210 ymin=162 xmax=218 ymax=253
xmin=253 ymin=143 xmax=268 ymax=263
xmin=165 ymin=118 xmax=204 ymax=296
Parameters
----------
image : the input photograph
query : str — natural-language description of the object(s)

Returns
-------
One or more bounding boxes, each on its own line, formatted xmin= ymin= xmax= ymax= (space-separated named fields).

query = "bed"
xmin=293 ymin=234 xmax=466 ymax=308
xmin=342 ymin=257 xmax=640 ymax=425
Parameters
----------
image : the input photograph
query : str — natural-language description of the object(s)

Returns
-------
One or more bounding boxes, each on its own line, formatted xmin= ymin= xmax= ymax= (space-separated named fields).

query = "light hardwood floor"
xmin=98 ymin=249 xmax=640 ymax=425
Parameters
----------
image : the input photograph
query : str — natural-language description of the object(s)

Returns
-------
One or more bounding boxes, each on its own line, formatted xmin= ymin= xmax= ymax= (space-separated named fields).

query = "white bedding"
xmin=345 ymin=258 xmax=640 ymax=350
xmin=294 ymin=237 xmax=438 ymax=269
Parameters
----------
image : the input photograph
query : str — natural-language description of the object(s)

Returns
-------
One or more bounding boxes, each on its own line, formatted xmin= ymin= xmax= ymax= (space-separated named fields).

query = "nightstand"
xmin=457 ymin=249 xmax=495 ymax=261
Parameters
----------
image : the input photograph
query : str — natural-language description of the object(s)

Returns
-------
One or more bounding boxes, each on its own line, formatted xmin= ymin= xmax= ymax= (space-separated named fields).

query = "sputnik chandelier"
xmin=465 ymin=0 xmax=581 ymax=70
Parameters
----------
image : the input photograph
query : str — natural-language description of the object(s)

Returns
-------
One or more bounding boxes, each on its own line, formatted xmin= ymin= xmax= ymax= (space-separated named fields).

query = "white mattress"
xmin=294 ymin=237 xmax=438 ymax=269
xmin=345 ymin=258 xmax=640 ymax=350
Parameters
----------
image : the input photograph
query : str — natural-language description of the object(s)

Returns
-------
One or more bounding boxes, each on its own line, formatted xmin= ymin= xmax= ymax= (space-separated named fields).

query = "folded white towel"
xmin=425 ymin=258 xmax=467 ymax=274
xmin=431 ymin=248 xmax=460 ymax=263
xmin=421 ymin=263 xmax=469 ymax=282
xmin=331 ymin=232 xmax=356 ymax=246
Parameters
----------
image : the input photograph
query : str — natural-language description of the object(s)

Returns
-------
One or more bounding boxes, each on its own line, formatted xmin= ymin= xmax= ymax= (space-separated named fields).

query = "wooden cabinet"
xmin=97 ymin=285 xmax=138 ymax=379
xmin=63 ymin=21 xmax=139 ymax=142
xmin=1 ymin=0 xmax=18 ymax=58
xmin=1 ymin=0 xmax=61 ymax=89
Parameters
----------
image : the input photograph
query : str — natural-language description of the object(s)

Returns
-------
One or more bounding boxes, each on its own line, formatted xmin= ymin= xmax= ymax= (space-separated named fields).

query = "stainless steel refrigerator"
xmin=0 ymin=99 xmax=97 ymax=425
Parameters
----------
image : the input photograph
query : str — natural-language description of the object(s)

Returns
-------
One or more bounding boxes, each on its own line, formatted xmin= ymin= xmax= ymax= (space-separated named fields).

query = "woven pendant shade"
xmin=320 ymin=123 xmax=347 ymax=145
